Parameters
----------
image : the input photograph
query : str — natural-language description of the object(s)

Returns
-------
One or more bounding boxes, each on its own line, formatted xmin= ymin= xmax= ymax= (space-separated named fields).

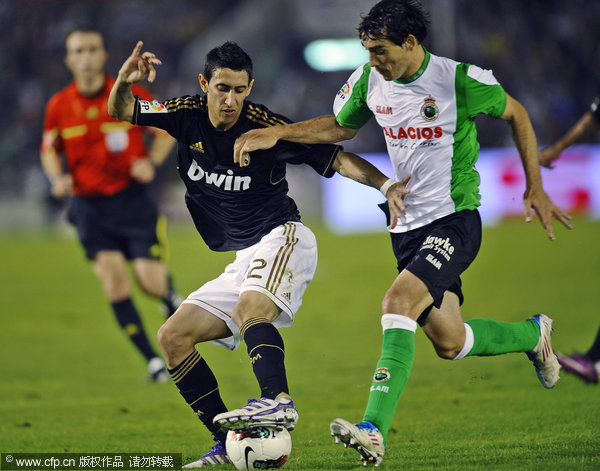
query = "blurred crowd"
xmin=1 ymin=0 xmax=599 ymax=201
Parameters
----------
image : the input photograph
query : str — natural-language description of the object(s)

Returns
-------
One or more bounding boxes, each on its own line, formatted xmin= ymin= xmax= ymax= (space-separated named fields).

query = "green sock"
xmin=363 ymin=327 xmax=415 ymax=441
xmin=465 ymin=318 xmax=539 ymax=357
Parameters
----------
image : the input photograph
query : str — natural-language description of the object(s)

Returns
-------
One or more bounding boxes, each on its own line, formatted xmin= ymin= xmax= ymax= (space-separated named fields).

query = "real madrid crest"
xmin=420 ymin=95 xmax=439 ymax=122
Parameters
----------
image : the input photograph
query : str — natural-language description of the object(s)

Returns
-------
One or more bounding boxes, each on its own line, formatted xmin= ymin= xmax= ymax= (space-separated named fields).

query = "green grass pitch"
xmin=1 ymin=217 xmax=599 ymax=470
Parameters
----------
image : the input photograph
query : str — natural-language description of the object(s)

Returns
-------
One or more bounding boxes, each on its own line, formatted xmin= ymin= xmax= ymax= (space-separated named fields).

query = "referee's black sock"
xmin=241 ymin=318 xmax=288 ymax=400
xmin=585 ymin=326 xmax=600 ymax=362
xmin=111 ymin=298 xmax=157 ymax=361
xmin=162 ymin=274 xmax=182 ymax=318
xmin=168 ymin=350 xmax=228 ymax=445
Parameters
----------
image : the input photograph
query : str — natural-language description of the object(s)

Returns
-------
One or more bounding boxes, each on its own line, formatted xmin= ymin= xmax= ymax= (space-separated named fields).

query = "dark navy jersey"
xmin=132 ymin=95 xmax=340 ymax=251
xmin=591 ymin=96 xmax=600 ymax=123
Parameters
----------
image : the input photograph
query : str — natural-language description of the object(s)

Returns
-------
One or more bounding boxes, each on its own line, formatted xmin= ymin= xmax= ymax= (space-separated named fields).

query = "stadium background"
xmin=1 ymin=0 xmax=600 ymax=229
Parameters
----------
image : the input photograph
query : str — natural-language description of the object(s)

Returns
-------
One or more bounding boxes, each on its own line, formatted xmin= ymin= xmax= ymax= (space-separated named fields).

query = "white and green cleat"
xmin=330 ymin=418 xmax=385 ymax=467
xmin=527 ymin=314 xmax=561 ymax=388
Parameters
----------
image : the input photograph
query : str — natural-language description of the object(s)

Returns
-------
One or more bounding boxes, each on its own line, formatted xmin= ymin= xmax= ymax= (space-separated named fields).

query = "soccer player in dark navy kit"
xmin=41 ymin=26 xmax=182 ymax=383
xmin=108 ymin=40 xmax=409 ymax=467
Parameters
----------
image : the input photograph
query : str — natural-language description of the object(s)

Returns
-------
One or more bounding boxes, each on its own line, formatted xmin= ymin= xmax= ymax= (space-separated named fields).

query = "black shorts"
xmin=390 ymin=210 xmax=482 ymax=323
xmin=68 ymin=184 xmax=164 ymax=260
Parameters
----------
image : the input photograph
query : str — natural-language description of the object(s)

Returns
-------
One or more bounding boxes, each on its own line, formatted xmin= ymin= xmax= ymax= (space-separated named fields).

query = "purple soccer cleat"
xmin=556 ymin=352 xmax=598 ymax=384
xmin=213 ymin=397 xmax=298 ymax=431
xmin=183 ymin=442 xmax=230 ymax=468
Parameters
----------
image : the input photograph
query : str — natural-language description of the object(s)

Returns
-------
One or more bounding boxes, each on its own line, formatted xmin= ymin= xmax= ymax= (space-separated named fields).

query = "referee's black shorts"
xmin=68 ymin=184 xmax=163 ymax=260
xmin=390 ymin=209 xmax=482 ymax=322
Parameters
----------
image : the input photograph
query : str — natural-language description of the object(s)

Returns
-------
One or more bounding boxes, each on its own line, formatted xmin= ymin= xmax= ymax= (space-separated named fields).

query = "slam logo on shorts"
xmin=421 ymin=236 xmax=455 ymax=270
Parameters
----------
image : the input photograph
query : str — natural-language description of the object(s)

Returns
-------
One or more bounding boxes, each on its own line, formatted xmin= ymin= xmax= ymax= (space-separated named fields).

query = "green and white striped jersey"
xmin=333 ymin=49 xmax=507 ymax=232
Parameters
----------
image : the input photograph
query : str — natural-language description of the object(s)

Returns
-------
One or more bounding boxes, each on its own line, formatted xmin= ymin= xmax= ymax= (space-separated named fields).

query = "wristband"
xmin=379 ymin=178 xmax=396 ymax=197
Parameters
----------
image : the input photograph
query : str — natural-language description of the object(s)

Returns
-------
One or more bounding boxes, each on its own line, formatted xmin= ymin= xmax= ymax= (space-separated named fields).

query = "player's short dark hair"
xmin=204 ymin=41 xmax=253 ymax=84
xmin=358 ymin=0 xmax=430 ymax=46
xmin=64 ymin=23 xmax=105 ymax=49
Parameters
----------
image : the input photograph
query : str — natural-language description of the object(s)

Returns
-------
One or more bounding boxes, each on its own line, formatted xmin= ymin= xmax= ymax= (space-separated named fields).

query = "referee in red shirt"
xmin=41 ymin=25 xmax=181 ymax=382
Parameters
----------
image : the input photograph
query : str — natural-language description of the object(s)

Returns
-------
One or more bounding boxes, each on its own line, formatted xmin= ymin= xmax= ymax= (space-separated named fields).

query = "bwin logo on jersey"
xmin=420 ymin=96 xmax=440 ymax=122
xmin=187 ymin=159 xmax=251 ymax=191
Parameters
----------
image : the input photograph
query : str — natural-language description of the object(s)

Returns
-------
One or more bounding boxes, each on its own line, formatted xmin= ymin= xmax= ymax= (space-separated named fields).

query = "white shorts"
xmin=183 ymin=222 xmax=318 ymax=350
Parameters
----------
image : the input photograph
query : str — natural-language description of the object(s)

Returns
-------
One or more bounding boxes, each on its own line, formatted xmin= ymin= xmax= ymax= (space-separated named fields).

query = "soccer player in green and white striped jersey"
xmin=234 ymin=0 xmax=573 ymax=466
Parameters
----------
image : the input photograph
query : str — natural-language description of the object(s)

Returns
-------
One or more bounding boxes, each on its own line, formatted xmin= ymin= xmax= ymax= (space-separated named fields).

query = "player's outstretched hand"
xmin=233 ymin=128 xmax=279 ymax=167
xmin=386 ymin=175 xmax=411 ymax=230
xmin=523 ymin=186 xmax=573 ymax=240
xmin=539 ymin=144 xmax=562 ymax=169
xmin=118 ymin=41 xmax=162 ymax=85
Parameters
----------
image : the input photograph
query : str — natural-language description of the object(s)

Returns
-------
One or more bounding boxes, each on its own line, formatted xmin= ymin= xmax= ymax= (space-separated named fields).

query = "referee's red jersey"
xmin=42 ymin=74 xmax=155 ymax=196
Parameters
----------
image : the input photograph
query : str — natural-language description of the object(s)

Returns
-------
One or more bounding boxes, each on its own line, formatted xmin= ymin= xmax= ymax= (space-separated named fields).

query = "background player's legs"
xmin=93 ymin=250 xmax=132 ymax=301
xmin=93 ymin=250 xmax=165 ymax=380
xmin=157 ymin=303 xmax=231 ymax=445
xmin=133 ymin=258 xmax=182 ymax=317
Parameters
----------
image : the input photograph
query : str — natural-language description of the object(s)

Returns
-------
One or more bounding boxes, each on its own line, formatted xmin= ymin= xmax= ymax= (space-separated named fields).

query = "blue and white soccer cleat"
xmin=330 ymin=418 xmax=385 ymax=467
xmin=213 ymin=397 xmax=298 ymax=431
xmin=183 ymin=442 xmax=230 ymax=468
xmin=526 ymin=314 xmax=561 ymax=388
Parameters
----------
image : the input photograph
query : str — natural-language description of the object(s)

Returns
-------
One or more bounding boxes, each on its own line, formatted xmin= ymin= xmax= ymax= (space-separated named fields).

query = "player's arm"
xmin=234 ymin=115 xmax=357 ymax=165
xmin=130 ymin=129 xmax=176 ymax=183
xmin=147 ymin=130 xmax=176 ymax=166
xmin=539 ymin=111 xmax=598 ymax=168
xmin=332 ymin=150 xmax=410 ymax=229
xmin=40 ymin=123 xmax=73 ymax=198
xmin=501 ymin=93 xmax=573 ymax=239
xmin=108 ymin=41 xmax=162 ymax=122
xmin=40 ymin=146 xmax=73 ymax=198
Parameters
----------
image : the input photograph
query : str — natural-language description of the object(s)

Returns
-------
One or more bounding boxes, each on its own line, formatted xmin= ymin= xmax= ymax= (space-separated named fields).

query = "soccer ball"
xmin=225 ymin=426 xmax=292 ymax=470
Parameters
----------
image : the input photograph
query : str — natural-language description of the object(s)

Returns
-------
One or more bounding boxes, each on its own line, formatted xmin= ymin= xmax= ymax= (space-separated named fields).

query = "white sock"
xmin=381 ymin=313 xmax=417 ymax=333
xmin=452 ymin=323 xmax=474 ymax=360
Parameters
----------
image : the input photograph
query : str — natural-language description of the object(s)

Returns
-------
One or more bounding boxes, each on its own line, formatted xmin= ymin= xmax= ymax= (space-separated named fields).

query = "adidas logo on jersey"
xmin=187 ymin=159 xmax=251 ymax=191
xmin=189 ymin=141 xmax=204 ymax=153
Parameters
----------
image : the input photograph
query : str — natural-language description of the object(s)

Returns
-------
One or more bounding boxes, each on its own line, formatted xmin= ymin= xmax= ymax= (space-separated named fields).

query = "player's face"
xmin=361 ymin=34 xmax=419 ymax=81
xmin=64 ymin=32 xmax=107 ymax=81
xmin=199 ymin=68 xmax=254 ymax=131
